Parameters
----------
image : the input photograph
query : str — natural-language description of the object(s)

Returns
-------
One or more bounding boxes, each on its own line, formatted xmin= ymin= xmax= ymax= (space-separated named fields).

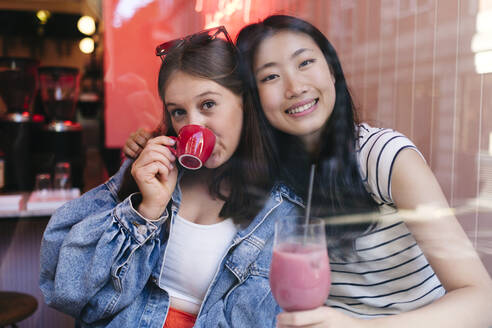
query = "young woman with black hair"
xmin=235 ymin=14 xmax=492 ymax=328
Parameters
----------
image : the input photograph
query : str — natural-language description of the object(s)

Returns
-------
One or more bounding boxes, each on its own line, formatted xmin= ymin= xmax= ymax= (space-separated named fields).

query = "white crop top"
xmin=161 ymin=214 xmax=237 ymax=312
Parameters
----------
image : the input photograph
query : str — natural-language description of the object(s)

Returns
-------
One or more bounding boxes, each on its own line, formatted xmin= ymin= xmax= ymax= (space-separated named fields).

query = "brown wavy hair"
xmin=119 ymin=36 xmax=271 ymax=224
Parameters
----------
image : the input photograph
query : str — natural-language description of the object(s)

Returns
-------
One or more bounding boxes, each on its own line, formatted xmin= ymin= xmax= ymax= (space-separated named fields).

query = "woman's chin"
xmin=203 ymin=162 xmax=217 ymax=169
xmin=203 ymin=156 xmax=221 ymax=169
xmin=203 ymin=152 xmax=231 ymax=169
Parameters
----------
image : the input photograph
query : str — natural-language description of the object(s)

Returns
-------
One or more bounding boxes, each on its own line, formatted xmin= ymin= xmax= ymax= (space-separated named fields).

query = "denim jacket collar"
xmin=227 ymin=183 xmax=305 ymax=273
xmin=106 ymin=159 xmax=132 ymax=199
xmin=111 ymin=163 xmax=305 ymax=249
xmin=234 ymin=183 xmax=305 ymax=240
xmin=170 ymin=177 xmax=305 ymax=240
xmin=198 ymin=182 xmax=304 ymax=316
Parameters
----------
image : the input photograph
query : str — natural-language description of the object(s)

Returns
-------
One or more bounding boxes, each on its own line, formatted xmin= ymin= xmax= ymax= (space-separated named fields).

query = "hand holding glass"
xmin=269 ymin=217 xmax=331 ymax=311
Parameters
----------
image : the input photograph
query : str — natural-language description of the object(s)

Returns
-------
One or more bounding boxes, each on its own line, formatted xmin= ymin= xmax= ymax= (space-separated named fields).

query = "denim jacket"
xmin=40 ymin=160 xmax=304 ymax=327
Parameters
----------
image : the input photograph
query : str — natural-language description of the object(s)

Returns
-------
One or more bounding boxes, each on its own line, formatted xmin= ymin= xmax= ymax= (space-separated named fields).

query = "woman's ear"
xmin=330 ymin=71 xmax=336 ymax=84
xmin=327 ymin=64 xmax=336 ymax=83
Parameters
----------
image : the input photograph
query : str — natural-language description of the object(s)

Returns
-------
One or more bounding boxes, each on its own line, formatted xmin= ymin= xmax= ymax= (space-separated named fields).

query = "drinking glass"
xmin=269 ymin=216 xmax=331 ymax=311
xmin=53 ymin=162 xmax=72 ymax=190
xmin=34 ymin=173 xmax=52 ymax=197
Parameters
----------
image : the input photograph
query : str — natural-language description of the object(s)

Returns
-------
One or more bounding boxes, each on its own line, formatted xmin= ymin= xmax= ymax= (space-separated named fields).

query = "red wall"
xmin=103 ymin=0 xmax=323 ymax=147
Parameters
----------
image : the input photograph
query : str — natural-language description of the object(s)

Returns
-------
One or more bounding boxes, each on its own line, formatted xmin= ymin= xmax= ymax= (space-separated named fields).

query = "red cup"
xmin=169 ymin=125 xmax=216 ymax=170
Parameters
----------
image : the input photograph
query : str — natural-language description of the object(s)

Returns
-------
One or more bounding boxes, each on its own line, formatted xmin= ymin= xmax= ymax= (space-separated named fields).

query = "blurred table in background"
xmin=0 ymin=190 xmax=80 ymax=218
xmin=0 ymin=192 xmax=76 ymax=328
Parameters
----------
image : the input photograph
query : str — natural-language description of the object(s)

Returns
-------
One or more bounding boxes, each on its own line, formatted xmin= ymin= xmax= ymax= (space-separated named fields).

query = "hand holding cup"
xmin=131 ymin=135 xmax=178 ymax=220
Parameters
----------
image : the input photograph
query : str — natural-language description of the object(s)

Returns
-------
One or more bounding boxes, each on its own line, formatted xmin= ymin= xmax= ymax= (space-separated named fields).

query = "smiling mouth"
xmin=285 ymin=98 xmax=319 ymax=115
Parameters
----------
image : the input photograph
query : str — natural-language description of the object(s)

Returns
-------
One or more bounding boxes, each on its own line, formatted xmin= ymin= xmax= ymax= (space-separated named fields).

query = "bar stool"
xmin=0 ymin=291 xmax=38 ymax=328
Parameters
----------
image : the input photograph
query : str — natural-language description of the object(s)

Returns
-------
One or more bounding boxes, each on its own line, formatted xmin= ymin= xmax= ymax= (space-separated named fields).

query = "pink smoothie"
xmin=270 ymin=243 xmax=331 ymax=311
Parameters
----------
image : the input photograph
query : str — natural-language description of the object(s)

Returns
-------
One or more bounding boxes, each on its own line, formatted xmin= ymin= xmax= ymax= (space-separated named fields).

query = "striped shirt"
xmin=325 ymin=123 xmax=445 ymax=317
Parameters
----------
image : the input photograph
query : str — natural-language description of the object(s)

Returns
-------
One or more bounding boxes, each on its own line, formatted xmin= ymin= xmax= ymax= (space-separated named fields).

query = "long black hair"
xmin=119 ymin=36 xmax=271 ymax=225
xmin=237 ymin=15 xmax=379 ymax=253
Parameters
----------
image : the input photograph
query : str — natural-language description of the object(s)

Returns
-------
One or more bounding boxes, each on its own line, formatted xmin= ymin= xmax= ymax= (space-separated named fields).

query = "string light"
xmin=79 ymin=37 xmax=95 ymax=54
xmin=77 ymin=16 xmax=96 ymax=36
xmin=36 ymin=10 xmax=51 ymax=25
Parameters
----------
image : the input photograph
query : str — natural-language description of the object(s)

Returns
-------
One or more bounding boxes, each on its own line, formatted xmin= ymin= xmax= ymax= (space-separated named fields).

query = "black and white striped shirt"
xmin=325 ymin=123 xmax=445 ymax=317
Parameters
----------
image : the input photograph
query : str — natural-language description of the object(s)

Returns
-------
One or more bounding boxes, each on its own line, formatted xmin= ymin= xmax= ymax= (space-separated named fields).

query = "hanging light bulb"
xmin=36 ymin=10 xmax=51 ymax=24
xmin=79 ymin=37 xmax=95 ymax=54
xmin=77 ymin=16 xmax=96 ymax=36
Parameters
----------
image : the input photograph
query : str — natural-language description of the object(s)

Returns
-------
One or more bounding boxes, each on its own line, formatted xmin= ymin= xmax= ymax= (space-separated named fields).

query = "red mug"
xmin=169 ymin=125 xmax=216 ymax=170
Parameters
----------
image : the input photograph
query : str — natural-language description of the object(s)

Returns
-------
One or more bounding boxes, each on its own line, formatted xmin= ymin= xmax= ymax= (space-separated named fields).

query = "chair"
xmin=0 ymin=291 xmax=38 ymax=328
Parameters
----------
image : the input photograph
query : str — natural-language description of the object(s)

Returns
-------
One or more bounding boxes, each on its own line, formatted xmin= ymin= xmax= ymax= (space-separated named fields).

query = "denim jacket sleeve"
xmin=39 ymin=161 xmax=169 ymax=324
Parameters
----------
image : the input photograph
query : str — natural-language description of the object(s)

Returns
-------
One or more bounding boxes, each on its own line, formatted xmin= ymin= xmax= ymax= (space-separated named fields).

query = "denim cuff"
xmin=113 ymin=193 xmax=169 ymax=245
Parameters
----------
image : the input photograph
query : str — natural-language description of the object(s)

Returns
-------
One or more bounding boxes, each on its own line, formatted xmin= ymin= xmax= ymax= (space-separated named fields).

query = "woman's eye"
xmin=201 ymin=100 xmax=216 ymax=110
xmin=259 ymin=74 xmax=279 ymax=83
xmin=170 ymin=109 xmax=186 ymax=118
xmin=299 ymin=59 xmax=315 ymax=68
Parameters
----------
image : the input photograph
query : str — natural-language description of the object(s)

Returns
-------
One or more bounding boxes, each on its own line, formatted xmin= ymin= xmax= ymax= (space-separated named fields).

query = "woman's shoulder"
xmin=356 ymin=123 xmax=405 ymax=149
xmin=355 ymin=123 xmax=424 ymax=205
xmin=355 ymin=122 xmax=423 ymax=162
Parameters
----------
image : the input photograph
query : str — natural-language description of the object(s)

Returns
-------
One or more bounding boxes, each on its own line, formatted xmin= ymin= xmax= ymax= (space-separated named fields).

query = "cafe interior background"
xmin=0 ymin=0 xmax=491 ymax=326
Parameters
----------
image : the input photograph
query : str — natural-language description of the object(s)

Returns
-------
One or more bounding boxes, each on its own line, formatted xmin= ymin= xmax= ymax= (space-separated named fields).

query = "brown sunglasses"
xmin=155 ymin=26 xmax=234 ymax=61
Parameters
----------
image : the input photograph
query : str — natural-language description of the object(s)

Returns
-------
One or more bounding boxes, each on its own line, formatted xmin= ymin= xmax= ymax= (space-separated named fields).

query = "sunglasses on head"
xmin=155 ymin=26 xmax=234 ymax=61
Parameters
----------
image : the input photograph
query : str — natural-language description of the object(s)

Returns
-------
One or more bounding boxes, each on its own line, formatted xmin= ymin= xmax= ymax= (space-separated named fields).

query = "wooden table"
xmin=0 ymin=291 xmax=38 ymax=326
